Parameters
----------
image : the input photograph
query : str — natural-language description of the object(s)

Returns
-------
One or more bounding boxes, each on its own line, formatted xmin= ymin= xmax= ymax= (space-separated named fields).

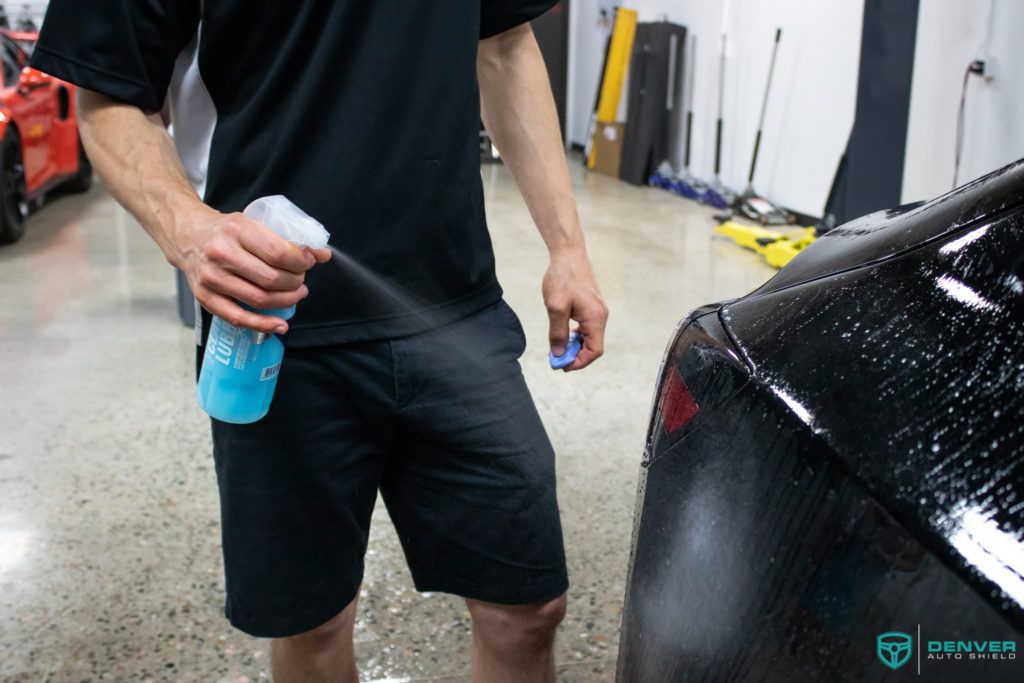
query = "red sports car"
xmin=0 ymin=29 xmax=91 ymax=244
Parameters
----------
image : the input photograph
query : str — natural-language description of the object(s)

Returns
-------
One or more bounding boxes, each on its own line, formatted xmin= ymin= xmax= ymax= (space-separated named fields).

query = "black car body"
xmin=618 ymin=159 xmax=1024 ymax=682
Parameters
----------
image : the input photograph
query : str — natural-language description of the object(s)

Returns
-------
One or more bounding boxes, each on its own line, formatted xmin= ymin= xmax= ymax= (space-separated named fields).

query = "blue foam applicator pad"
xmin=549 ymin=332 xmax=582 ymax=370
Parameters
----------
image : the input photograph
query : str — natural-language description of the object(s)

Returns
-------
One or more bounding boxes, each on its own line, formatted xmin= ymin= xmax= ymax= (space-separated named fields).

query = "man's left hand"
xmin=542 ymin=247 xmax=608 ymax=372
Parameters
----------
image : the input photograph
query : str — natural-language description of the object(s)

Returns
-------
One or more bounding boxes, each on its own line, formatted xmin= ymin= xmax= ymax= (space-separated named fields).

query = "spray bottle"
xmin=196 ymin=196 xmax=330 ymax=424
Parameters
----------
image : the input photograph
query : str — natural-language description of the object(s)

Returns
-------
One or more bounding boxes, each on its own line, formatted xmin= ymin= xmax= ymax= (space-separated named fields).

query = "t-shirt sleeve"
xmin=480 ymin=0 xmax=559 ymax=40
xmin=29 ymin=0 xmax=200 ymax=113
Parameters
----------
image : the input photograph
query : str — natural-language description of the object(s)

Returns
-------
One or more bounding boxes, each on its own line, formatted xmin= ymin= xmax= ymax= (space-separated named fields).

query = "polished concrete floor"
xmin=0 ymin=161 xmax=775 ymax=682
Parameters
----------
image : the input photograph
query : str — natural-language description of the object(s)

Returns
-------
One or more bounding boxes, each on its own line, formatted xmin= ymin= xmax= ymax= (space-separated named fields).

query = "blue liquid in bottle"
xmin=195 ymin=196 xmax=329 ymax=424
xmin=196 ymin=307 xmax=292 ymax=424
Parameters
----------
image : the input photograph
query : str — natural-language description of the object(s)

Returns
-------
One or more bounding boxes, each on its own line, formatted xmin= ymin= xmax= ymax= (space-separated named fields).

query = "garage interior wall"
xmin=568 ymin=0 xmax=1022 ymax=219
xmin=567 ymin=1 xmax=863 ymax=217
xmin=22 ymin=0 xmax=1022 ymax=215
xmin=5 ymin=1 xmax=47 ymax=26
xmin=902 ymin=0 xmax=1024 ymax=203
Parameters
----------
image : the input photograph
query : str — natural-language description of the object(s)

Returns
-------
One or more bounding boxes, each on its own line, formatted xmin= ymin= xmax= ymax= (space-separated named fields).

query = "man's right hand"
xmin=170 ymin=208 xmax=332 ymax=335
xmin=73 ymin=91 xmax=331 ymax=335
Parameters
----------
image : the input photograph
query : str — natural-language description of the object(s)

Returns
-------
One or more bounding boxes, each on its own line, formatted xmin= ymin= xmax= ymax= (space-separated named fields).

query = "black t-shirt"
xmin=32 ymin=1 xmax=556 ymax=346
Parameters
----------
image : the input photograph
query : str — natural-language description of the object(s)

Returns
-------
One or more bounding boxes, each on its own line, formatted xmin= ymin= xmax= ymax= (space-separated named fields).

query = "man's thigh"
xmin=382 ymin=301 xmax=569 ymax=605
xmin=208 ymin=340 xmax=393 ymax=638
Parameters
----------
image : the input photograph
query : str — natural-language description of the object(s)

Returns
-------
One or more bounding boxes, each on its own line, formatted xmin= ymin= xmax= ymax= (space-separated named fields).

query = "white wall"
xmin=902 ymin=0 xmax=1024 ymax=202
xmin=567 ymin=1 xmax=612 ymax=149
xmin=5 ymin=1 xmax=47 ymax=27
xmin=567 ymin=0 xmax=863 ymax=217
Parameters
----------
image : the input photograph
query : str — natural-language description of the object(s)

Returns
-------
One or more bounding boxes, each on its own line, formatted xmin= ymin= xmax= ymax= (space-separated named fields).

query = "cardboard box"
xmin=590 ymin=122 xmax=625 ymax=178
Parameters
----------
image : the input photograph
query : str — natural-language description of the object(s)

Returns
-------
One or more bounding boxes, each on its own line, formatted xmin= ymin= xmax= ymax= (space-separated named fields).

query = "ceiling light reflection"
xmin=946 ymin=503 xmax=1024 ymax=607
xmin=939 ymin=225 xmax=989 ymax=254
xmin=0 ymin=529 xmax=33 ymax=574
xmin=936 ymin=275 xmax=998 ymax=312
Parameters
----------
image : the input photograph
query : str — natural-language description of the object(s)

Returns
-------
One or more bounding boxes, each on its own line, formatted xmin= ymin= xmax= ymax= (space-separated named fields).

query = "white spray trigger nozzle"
xmin=243 ymin=195 xmax=330 ymax=249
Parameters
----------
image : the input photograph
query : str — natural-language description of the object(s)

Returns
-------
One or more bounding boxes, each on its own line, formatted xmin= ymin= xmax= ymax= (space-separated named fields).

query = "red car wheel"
xmin=0 ymin=128 xmax=27 ymax=245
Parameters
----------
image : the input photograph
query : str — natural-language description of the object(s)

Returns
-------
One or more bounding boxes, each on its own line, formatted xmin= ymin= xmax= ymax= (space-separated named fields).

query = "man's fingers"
xmin=200 ymin=290 xmax=288 ymax=334
xmin=563 ymin=345 xmax=602 ymax=371
xmin=236 ymin=219 xmax=316 ymax=273
xmin=547 ymin=301 xmax=570 ymax=355
xmin=218 ymin=245 xmax=306 ymax=292
xmin=186 ymin=211 xmax=329 ymax=335
xmin=310 ymin=247 xmax=333 ymax=264
xmin=563 ymin=327 xmax=605 ymax=372
xmin=211 ymin=272 xmax=309 ymax=311
xmin=561 ymin=298 xmax=607 ymax=372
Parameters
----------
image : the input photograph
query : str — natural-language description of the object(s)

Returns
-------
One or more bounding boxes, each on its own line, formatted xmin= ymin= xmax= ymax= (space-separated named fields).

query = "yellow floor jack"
xmin=715 ymin=221 xmax=817 ymax=268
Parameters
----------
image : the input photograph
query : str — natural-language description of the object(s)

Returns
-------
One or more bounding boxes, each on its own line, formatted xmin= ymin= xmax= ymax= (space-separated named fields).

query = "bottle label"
xmin=259 ymin=363 xmax=281 ymax=382
xmin=206 ymin=317 xmax=258 ymax=370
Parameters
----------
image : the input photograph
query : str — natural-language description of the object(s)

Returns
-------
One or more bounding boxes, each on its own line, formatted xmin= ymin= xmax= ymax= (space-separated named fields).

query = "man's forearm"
xmin=76 ymin=90 xmax=215 ymax=267
xmin=478 ymin=25 xmax=607 ymax=370
xmin=76 ymin=90 xmax=326 ymax=334
xmin=477 ymin=24 xmax=583 ymax=253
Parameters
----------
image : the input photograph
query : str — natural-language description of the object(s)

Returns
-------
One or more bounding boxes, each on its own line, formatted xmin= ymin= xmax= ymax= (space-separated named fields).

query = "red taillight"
xmin=661 ymin=366 xmax=699 ymax=433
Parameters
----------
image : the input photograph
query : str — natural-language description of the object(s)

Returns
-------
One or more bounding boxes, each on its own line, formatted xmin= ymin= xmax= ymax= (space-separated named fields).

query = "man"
xmin=33 ymin=2 xmax=607 ymax=681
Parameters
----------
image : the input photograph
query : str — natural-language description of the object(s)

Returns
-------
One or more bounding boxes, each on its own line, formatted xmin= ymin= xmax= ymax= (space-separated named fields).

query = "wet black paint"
xmin=763 ymin=159 xmax=1024 ymax=294
xmin=618 ymin=158 xmax=1024 ymax=681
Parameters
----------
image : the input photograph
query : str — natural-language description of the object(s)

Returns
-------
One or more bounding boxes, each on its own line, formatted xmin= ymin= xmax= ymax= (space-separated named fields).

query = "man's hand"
xmin=542 ymin=247 xmax=608 ymax=371
xmin=74 ymin=90 xmax=331 ymax=336
xmin=170 ymin=206 xmax=331 ymax=335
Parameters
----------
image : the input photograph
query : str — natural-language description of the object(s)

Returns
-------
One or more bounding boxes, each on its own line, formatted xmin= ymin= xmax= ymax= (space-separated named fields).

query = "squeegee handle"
xmin=682 ymin=33 xmax=697 ymax=171
xmin=714 ymin=118 xmax=723 ymax=175
xmin=748 ymin=129 xmax=762 ymax=185
xmin=755 ymin=28 xmax=782 ymax=132
xmin=714 ymin=34 xmax=727 ymax=177
xmin=749 ymin=28 xmax=781 ymax=186
xmin=685 ymin=112 xmax=694 ymax=168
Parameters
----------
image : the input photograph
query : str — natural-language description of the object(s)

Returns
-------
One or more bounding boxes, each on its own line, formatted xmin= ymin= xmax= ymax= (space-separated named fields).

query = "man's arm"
xmin=478 ymin=23 xmax=608 ymax=371
xmin=76 ymin=90 xmax=329 ymax=335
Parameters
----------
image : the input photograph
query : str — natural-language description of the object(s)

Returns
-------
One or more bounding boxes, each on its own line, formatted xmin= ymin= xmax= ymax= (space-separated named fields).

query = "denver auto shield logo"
xmin=876 ymin=628 xmax=1017 ymax=674
xmin=877 ymin=632 xmax=914 ymax=670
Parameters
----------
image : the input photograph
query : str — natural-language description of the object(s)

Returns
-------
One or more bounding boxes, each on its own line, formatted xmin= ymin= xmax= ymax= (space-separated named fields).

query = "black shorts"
xmin=206 ymin=300 xmax=568 ymax=638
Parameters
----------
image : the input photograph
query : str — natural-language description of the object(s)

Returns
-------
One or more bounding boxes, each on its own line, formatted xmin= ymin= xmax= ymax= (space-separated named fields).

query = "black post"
xmin=747 ymin=28 xmax=781 ymax=189
xmin=685 ymin=111 xmax=693 ymax=169
xmin=714 ymin=118 xmax=723 ymax=175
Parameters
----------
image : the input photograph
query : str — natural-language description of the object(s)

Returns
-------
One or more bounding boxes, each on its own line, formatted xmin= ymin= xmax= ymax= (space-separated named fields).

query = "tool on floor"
xmin=648 ymin=160 xmax=676 ymax=189
xmin=714 ymin=222 xmax=817 ymax=269
xmin=737 ymin=28 xmax=791 ymax=226
xmin=549 ymin=332 xmax=583 ymax=370
xmin=197 ymin=196 xmax=330 ymax=424
xmin=701 ymin=33 xmax=738 ymax=210
xmin=672 ymin=33 xmax=709 ymax=200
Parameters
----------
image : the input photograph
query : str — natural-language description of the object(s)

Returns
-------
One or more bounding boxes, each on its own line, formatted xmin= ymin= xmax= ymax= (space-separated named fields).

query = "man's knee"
xmin=467 ymin=593 xmax=567 ymax=650
xmin=276 ymin=598 xmax=358 ymax=656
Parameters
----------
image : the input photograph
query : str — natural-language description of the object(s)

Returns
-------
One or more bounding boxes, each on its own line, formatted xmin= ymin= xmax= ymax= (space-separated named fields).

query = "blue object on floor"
xmin=702 ymin=182 xmax=735 ymax=209
xmin=549 ymin=332 xmax=583 ymax=370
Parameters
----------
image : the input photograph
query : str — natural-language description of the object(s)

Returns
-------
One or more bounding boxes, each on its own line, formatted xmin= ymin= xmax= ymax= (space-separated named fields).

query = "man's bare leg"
xmin=272 ymin=595 xmax=359 ymax=683
xmin=466 ymin=593 xmax=567 ymax=683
